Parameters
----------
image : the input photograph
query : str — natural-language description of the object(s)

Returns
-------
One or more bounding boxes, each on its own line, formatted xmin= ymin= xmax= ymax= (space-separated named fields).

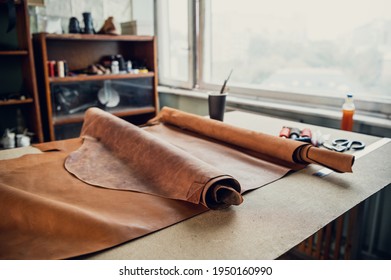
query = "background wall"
xmin=29 ymin=0 xmax=132 ymax=34
xmin=131 ymin=0 xmax=154 ymax=35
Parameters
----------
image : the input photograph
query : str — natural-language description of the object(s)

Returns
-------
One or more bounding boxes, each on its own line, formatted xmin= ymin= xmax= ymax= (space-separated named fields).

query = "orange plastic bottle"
xmin=341 ymin=94 xmax=355 ymax=131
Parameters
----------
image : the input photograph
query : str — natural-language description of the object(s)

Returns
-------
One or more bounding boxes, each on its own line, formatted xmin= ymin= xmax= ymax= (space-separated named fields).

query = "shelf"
xmin=53 ymin=106 xmax=156 ymax=125
xmin=49 ymin=72 xmax=154 ymax=83
xmin=33 ymin=32 xmax=157 ymax=141
xmin=0 ymin=98 xmax=33 ymax=106
xmin=0 ymin=50 xmax=28 ymax=56
xmin=43 ymin=33 xmax=154 ymax=42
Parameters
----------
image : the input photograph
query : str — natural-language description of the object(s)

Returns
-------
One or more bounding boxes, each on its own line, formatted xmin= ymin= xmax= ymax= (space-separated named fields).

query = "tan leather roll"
xmin=147 ymin=107 xmax=354 ymax=173
xmin=65 ymin=107 xmax=242 ymax=209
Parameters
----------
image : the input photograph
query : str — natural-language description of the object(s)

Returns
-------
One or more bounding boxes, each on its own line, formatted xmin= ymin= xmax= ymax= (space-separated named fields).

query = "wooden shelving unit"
xmin=53 ymin=106 xmax=156 ymax=125
xmin=33 ymin=33 xmax=159 ymax=141
xmin=0 ymin=0 xmax=43 ymax=144
xmin=0 ymin=98 xmax=34 ymax=106
xmin=48 ymin=71 xmax=155 ymax=83
xmin=0 ymin=50 xmax=28 ymax=55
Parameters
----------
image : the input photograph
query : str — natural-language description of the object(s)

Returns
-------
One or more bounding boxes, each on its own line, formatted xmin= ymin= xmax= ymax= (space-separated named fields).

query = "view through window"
xmin=201 ymin=0 xmax=391 ymax=100
xmin=157 ymin=0 xmax=190 ymax=86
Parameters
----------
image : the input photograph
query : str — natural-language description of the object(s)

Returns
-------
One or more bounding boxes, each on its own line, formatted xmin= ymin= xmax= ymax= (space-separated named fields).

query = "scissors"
xmin=323 ymin=138 xmax=365 ymax=152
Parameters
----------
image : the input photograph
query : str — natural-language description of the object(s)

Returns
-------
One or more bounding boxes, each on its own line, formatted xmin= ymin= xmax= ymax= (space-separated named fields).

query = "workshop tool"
xmin=289 ymin=127 xmax=301 ymax=140
xmin=323 ymin=138 xmax=365 ymax=152
xmin=220 ymin=69 xmax=233 ymax=93
xmin=300 ymin=128 xmax=312 ymax=138
xmin=279 ymin=127 xmax=312 ymax=143
xmin=296 ymin=127 xmax=312 ymax=143
xmin=295 ymin=137 xmax=312 ymax=143
xmin=279 ymin=126 xmax=290 ymax=138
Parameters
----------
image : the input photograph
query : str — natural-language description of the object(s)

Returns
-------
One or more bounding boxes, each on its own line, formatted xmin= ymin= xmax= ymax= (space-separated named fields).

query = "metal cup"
xmin=208 ymin=93 xmax=227 ymax=121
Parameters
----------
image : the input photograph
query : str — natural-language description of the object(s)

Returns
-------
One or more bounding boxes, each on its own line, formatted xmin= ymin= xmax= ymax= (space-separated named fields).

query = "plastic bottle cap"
xmin=347 ymin=93 xmax=353 ymax=98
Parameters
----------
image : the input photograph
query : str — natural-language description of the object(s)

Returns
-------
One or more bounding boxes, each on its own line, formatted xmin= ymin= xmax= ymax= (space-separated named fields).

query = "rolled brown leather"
xmin=65 ymin=107 xmax=242 ymax=210
xmin=147 ymin=107 xmax=354 ymax=173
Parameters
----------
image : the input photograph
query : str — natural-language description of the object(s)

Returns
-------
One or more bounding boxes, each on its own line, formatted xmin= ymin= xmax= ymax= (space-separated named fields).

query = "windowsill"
xmin=158 ymin=85 xmax=391 ymax=136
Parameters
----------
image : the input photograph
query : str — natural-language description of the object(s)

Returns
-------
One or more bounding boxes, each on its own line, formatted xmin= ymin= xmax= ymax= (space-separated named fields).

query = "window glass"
xmin=202 ymin=0 xmax=391 ymax=99
xmin=157 ymin=0 xmax=190 ymax=85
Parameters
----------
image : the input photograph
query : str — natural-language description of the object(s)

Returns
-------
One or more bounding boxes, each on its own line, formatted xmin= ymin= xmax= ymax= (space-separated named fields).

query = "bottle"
xmin=341 ymin=93 xmax=355 ymax=131
xmin=111 ymin=61 xmax=119 ymax=74
xmin=56 ymin=60 xmax=65 ymax=77
xmin=126 ymin=60 xmax=132 ymax=73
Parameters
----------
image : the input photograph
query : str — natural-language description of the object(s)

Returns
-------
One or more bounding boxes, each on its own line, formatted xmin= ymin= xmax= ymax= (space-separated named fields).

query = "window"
xmin=157 ymin=0 xmax=391 ymax=115
xmin=156 ymin=0 xmax=195 ymax=88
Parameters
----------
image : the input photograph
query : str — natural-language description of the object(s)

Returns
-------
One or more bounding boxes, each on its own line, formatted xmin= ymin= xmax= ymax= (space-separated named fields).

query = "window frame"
xmin=155 ymin=0 xmax=196 ymax=89
xmin=156 ymin=0 xmax=391 ymax=117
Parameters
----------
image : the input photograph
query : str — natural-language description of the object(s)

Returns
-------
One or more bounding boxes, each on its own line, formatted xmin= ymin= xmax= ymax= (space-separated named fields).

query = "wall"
xmin=29 ymin=0 xmax=132 ymax=34
xmin=131 ymin=0 xmax=154 ymax=35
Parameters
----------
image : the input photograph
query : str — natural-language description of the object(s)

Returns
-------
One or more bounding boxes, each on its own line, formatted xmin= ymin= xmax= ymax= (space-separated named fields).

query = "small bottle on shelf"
xmin=341 ymin=93 xmax=355 ymax=131
xmin=57 ymin=60 xmax=65 ymax=77
xmin=111 ymin=61 xmax=119 ymax=74
xmin=126 ymin=60 xmax=133 ymax=73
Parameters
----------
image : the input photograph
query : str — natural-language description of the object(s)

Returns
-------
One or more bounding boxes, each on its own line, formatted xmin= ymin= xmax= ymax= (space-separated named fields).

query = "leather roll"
xmin=65 ymin=108 xmax=243 ymax=209
xmin=148 ymin=107 xmax=354 ymax=173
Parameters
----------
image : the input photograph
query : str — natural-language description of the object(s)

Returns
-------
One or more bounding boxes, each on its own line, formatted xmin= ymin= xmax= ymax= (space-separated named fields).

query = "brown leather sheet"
xmin=0 ymin=107 xmax=354 ymax=259
xmin=0 ymin=140 xmax=206 ymax=259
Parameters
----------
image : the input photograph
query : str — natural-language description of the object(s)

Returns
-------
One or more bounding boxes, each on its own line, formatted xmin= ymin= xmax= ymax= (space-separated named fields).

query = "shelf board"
xmin=53 ymin=106 xmax=156 ymax=125
xmin=49 ymin=72 xmax=154 ymax=83
xmin=0 ymin=98 xmax=34 ymax=106
xmin=0 ymin=50 xmax=29 ymax=56
xmin=42 ymin=33 xmax=154 ymax=42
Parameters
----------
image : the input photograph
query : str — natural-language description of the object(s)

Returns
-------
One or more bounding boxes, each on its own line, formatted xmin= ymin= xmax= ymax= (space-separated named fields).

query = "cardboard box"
xmin=121 ymin=21 xmax=137 ymax=35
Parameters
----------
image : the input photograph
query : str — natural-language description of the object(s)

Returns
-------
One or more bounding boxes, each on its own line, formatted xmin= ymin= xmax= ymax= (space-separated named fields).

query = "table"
xmin=1 ymin=111 xmax=390 ymax=259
